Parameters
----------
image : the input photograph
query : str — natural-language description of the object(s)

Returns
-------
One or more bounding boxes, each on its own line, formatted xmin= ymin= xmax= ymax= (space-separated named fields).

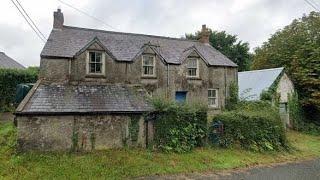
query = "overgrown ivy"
xmin=129 ymin=115 xmax=140 ymax=143
xmin=288 ymin=92 xmax=320 ymax=135
xmin=150 ymin=98 xmax=208 ymax=153
xmin=225 ymin=81 xmax=239 ymax=110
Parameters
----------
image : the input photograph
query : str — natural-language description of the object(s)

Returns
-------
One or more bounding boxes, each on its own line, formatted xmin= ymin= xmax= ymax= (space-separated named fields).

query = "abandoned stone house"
xmin=15 ymin=9 xmax=237 ymax=151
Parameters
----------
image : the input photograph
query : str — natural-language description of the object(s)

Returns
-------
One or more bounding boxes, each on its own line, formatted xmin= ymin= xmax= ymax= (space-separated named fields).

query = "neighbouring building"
xmin=238 ymin=67 xmax=295 ymax=127
xmin=15 ymin=9 xmax=237 ymax=151
xmin=0 ymin=52 xmax=25 ymax=69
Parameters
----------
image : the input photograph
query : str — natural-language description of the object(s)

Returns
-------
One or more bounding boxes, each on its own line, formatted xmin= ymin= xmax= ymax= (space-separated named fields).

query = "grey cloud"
xmin=0 ymin=0 xmax=314 ymax=66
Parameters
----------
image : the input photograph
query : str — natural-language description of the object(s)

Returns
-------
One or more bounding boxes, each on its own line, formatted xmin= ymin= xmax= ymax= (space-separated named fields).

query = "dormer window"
xmin=86 ymin=51 xmax=105 ymax=75
xmin=142 ymin=55 xmax=155 ymax=76
xmin=187 ymin=58 xmax=198 ymax=77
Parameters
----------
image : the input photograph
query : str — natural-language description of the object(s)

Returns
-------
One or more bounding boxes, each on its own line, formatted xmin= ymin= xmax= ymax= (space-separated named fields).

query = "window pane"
xmin=188 ymin=59 xmax=197 ymax=68
xmin=143 ymin=56 xmax=154 ymax=65
xmin=143 ymin=56 xmax=155 ymax=75
xmin=90 ymin=63 xmax=95 ymax=73
xmin=144 ymin=66 xmax=154 ymax=75
xmin=95 ymin=53 xmax=102 ymax=62
xmin=90 ymin=52 xmax=95 ymax=62
xmin=208 ymin=90 xmax=217 ymax=98
xmin=208 ymin=98 xmax=216 ymax=106
xmin=188 ymin=68 xmax=197 ymax=76
xmin=95 ymin=63 xmax=101 ymax=73
xmin=212 ymin=90 xmax=216 ymax=97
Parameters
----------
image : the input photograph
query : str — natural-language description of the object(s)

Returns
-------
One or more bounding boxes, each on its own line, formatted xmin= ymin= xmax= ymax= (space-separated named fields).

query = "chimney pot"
xmin=53 ymin=8 xmax=64 ymax=29
xmin=200 ymin=24 xmax=210 ymax=44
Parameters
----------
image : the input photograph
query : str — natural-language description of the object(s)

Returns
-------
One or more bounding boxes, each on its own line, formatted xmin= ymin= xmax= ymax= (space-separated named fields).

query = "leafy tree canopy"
xmin=186 ymin=29 xmax=252 ymax=71
xmin=252 ymin=12 xmax=320 ymax=121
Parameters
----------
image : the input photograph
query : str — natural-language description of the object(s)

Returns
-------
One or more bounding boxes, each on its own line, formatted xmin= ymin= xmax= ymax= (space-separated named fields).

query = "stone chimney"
xmin=53 ymin=8 xmax=64 ymax=29
xmin=199 ymin=24 xmax=210 ymax=44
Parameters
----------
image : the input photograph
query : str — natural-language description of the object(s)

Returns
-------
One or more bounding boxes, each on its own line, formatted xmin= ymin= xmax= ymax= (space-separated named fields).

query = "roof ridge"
xmin=62 ymin=25 xmax=200 ymax=43
xmin=239 ymin=67 xmax=284 ymax=74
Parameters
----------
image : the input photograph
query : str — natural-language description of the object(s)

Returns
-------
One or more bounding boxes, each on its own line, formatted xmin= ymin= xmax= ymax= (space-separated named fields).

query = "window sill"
xmin=208 ymin=106 xmax=220 ymax=110
xmin=187 ymin=77 xmax=201 ymax=80
xmin=141 ymin=76 xmax=157 ymax=79
xmin=85 ymin=74 xmax=106 ymax=78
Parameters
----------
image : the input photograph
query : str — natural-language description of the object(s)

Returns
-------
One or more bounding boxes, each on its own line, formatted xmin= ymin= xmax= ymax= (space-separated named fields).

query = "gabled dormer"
xmin=74 ymin=37 xmax=114 ymax=78
xmin=180 ymin=46 xmax=209 ymax=79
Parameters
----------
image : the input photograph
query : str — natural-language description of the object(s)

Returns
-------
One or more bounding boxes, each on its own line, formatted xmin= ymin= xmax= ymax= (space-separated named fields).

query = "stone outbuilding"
xmin=238 ymin=67 xmax=295 ymax=127
xmin=15 ymin=81 xmax=152 ymax=151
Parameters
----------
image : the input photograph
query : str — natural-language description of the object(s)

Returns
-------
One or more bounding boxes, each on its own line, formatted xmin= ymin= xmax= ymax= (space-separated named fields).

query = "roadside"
xmin=139 ymin=158 xmax=320 ymax=180
xmin=0 ymin=122 xmax=320 ymax=179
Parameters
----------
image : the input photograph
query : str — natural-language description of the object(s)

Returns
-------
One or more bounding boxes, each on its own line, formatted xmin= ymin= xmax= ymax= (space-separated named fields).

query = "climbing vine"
xmin=129 ymin=115 xmax=140 ymax=143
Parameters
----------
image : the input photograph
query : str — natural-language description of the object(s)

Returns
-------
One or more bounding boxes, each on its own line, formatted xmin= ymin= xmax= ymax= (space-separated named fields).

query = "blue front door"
xmin=175 ymin=91 xmax=187 ymax=103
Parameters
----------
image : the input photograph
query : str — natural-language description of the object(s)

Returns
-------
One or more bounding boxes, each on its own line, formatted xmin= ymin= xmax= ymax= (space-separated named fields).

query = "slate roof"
xmin=41 ymin=26 xmax=237 ymax=67
xmin=0 ymin=52 xmax=25 ymax=69
xmin=238 ymin=67 xmax=284 ymax=101
xmin=17 ymin=84 xmax=153 ymax=115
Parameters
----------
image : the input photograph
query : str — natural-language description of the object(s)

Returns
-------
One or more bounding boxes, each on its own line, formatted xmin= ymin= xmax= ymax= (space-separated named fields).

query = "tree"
xmin=252 ymin=12 xmax=320 ymax=122
xmin=186 ymin=29 xmax=252 ymax=71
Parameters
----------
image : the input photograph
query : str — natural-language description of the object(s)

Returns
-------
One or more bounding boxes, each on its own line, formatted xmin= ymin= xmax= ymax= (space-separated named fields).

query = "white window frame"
xmin=187 ymin=58 xmax=199 ymax=77
xmin=142 ymin=55 xmax=156 ymax=77
xmin=208 ymin=89 xmax=219 ymax=108
xmin=86 ymin=51 xmax=105 ymax=75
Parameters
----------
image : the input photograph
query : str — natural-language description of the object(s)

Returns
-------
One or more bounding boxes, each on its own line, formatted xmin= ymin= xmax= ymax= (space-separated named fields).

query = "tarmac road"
xmin=138 ymin=158 xmax=320 ymax=180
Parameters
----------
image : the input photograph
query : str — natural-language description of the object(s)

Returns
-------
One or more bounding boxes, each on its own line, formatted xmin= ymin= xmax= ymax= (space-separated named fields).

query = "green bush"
xmin=212 ymin=101 xmax=289 ymax=151
xmin=225 ymin=81 xmax=239 ymax=110
xmin=150 ymin=98 xmax=207 ymax=153
xmin=0 ymin=67 xmax=38 ymax=112
xmin=288 ymin=92 xmax=320 ymax=135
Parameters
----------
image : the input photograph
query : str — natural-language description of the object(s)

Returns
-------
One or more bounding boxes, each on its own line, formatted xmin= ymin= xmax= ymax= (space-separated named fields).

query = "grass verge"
xmin=0 ymin=122 xmax=319 ymax=179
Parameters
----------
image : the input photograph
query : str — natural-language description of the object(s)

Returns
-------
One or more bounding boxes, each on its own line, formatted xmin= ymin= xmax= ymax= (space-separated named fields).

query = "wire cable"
xmin=303 ymin=0 xmax=320 ymax=11
xmin=15 ymin=0 xmax=47 ymax=40
xmin=57 ymin=0 xmax=119 ymax=31
xmin=309 ymin=0 xmax=320 ymax=9
xmin=10 ymin=0 xmax=46 ymax=43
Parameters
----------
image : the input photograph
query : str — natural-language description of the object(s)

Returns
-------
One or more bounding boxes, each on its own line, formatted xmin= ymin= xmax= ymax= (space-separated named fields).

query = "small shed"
xmin=238 ymin=67 xmax=295 ymax=127
xmin=15 ymin=81 xmax=153 ymax=151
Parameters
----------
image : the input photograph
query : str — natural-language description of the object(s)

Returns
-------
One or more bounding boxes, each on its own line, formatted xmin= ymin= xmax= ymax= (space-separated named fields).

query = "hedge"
xmin=212 ymin=102 xmax=289 ymax=151
xmin=288 ymin=92 xmax=320 ymax=135
xmin=150 ymin=99 xmax=208 ymax=153
xmin=0 ymin=67 xmax=38 ymax=112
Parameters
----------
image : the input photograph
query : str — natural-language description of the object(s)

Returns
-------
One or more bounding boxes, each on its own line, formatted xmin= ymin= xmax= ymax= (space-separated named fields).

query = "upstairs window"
xmin=87 ymin=51 xmax=105 ymax=75
xmin=187 ymin=58 xmax=198 ymax=77
xmin=208 ymin=89 xmax=218 ymax=107
xmin=142 ymin=55 xmax=155 ymax=76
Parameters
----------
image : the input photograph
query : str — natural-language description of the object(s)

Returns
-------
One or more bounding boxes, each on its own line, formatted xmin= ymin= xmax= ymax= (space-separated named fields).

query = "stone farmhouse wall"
xmin=17 ymin=114 xmax=148 ymax=151
xmin=40 ymin=43 xmax=237 ymax=113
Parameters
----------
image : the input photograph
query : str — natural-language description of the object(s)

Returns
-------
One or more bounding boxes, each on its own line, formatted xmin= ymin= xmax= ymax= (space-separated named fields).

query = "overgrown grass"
xmin=0 ymin=122 xmax=319 ymax=179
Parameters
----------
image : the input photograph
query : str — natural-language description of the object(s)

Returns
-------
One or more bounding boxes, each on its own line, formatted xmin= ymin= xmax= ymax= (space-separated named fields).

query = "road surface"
xmin=138 ymin=158 xmax=320 ymax=180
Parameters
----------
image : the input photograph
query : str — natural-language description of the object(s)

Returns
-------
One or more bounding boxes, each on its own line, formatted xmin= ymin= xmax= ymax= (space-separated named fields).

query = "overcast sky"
xmin=0 ymin=0 xmax=316 ymax=67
